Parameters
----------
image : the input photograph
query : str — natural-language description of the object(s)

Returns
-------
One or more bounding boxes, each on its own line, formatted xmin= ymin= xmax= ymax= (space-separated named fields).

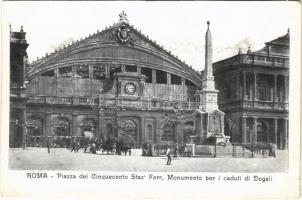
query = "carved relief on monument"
xmin=208 ymin=111 xmax=221 ymax=133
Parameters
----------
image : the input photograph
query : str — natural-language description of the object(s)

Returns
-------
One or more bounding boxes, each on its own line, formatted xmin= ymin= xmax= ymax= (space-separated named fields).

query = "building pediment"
xmin=27 ymin=21 xmax=202 ymax=85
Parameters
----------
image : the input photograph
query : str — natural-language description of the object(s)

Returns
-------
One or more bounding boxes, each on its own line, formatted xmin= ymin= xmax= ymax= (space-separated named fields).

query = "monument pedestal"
xmin=193 ymin=109 xmax=228 ymax=145
xmin=192 ymin=21 xmax=232 ymax=146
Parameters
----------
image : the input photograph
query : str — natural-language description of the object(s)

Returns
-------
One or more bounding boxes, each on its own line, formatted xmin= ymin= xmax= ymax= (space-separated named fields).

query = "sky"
xmin=3 ymin=1 xmax=300 ymax=71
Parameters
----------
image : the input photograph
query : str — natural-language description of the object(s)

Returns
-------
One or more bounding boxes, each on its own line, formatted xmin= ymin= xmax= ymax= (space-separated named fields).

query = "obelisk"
xmin=193 ymin=21 xmax=228 ymax=145
xmin=199 ymin=21 xmax=219 ymax=111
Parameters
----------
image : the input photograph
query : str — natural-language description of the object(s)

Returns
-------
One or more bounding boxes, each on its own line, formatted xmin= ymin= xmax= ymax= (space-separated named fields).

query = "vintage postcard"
xmin=0 ymin=1 xmax=301 ymax=199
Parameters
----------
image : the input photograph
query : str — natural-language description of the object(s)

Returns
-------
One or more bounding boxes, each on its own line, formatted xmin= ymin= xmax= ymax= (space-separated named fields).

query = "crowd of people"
xmin=45 ymin=137 xmax=132 ymax=156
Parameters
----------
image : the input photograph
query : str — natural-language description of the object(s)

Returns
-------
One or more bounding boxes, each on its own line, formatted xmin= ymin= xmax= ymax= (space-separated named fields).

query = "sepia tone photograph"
xmin=3 ymin=2 xmax=299 ymax=174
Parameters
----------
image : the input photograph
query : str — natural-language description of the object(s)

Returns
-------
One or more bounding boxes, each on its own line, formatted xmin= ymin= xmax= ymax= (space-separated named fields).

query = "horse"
xmin=115 ymin=141 xmax=131 ymax=156
xmin=101 ymin=141 xmax=116 ymax=155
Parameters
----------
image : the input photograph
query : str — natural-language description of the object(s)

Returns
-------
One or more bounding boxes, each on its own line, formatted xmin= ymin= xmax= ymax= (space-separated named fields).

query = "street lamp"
xmin=164 ymin=104 xmax=184 ymax=157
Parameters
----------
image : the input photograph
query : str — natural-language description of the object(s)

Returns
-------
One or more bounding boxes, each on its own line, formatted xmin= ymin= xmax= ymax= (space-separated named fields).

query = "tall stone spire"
xmin=199 ymin=21 xmax=218 ymax=110
xmin=205 ymin=21 xmax=212 ymax=77
xmin=193 ymin=21 xmax=229 ymax=146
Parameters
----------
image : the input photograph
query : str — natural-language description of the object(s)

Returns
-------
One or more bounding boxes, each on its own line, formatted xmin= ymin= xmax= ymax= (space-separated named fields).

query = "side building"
xmin=213 ymin=31 xmax=289 ymax=150
xmin=9 ymin=26 xmax=29 ymax=147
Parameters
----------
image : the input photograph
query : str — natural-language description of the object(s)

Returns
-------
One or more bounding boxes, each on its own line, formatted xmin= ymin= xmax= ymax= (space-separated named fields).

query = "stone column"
xmin=235 ymin=118 xmax=239 ymax=143
xmin=137 ymin=66 xmax=141 ymax=75
xmin=45 ymin=113 xmax=52 ymax=136
xmin=273 ymin=118 xmax=278 ymax=145
xmin=253 ymin=117 xmax=258 ymax=144
xmin=89 ymin=65 xmax=93 ymax=79
xmin=121 ymin=64 xmax=125 ymax=72
xmin=236 ymin=72 xmax=240 ymax=99
xmin=242 ymin=117 xmax=247 ymax=144
xmin=22 ymin=108 xmax=26 ymax=148
xmin=105 ymin=64 xmax=110 ymax=79
xmin=89 ymin=65 xmax=93 ymax=95
xmin=242 ymin=71 xmax=246 ymax=100
xmin=273 ymin=74 xmax=277 ymax=102
xmin=177 ymin=123 xmax=184 ymax=144
xmin=253 ymin=72 xmax=257 ymax=101
xmin=284 ymin=118 xmax=288 ymax=150
xmin=98 ymin=112 xmax=106 ymax=139
xmin=167 ymin=73 xmax=171 ymax=100
xmin=155 ymin=118 xmax=161 ymax=144
xmin=140 ymin=117 xmax=145 ymax=146
xmin=181 ymin=77 xmax=185 ymax=102
xmin=152 ymin=69 xmax=156 ymax=97
xmin=284 ymin=75 xmax=289 ymax=102
xmin=167 ymin=73 xmax=171 ymax=85
xmin=71 ymin=113 xmax=78 ymax=137
xmin=54 ymin=68 xmax=59 ymax=95
xmin=152 ymin=69 xmax=156 ymax=84
xmin=72 ymin=65 xmax=76 ymax=95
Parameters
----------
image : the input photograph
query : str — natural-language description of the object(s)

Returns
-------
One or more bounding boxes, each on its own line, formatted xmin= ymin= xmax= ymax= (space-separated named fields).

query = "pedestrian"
xmin=47 ymin=139 xmax=51 ymax=154
xmin=71 ymin=140 xmax=76 ymax=152
xmin=84 ymin=144 xmax=88 ymax=153
xmin=91 ymin=142 xmax=96 ymax=154
xmin=166 ymin=147 xmax=172 ymax=165
xmin=76 ymin=141 xmax=80 ymax=152
xmin=269 ymin=143 xmax=276 ymax=157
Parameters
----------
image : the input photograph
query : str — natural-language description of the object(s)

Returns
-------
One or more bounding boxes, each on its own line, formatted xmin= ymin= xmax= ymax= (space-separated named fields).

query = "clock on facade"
xmin=124 ymin=82 xmax=136 ymax=95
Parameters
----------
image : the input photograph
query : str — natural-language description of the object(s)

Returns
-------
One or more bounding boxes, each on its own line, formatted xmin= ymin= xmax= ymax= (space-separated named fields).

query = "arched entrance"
xmin=257 ymin=120 xmax=269 ymax=144
xmin=80 ymin=118 xmax=96 ymax=138
xmin=161 ymin=122 xmax=175 ymax=145
xmin=26 ymin=117 xmax=43 ymax=147
xmin=27 ymin=118 xmax=43 ymax=136
xmin=120 ymin=119 xmax=137 ymax=148
xmin=51 ymin=117 xmax=70 ymax=136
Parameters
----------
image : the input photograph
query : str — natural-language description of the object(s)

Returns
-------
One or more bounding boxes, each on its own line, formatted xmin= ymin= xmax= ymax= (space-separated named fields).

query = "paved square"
xmin=9 ymin=148 xmax=288 ymax=172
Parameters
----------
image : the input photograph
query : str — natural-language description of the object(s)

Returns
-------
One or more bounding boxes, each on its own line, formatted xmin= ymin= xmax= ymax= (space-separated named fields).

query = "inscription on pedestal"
xmin=206 ymin=93 xmax=217 ymax=104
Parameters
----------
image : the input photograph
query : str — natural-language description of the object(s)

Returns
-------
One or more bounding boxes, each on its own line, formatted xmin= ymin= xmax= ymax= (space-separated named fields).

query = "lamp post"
xmin=164 ymin=104 xmax=184 ymax=157
xmin=174 ymin=105 xmax=184 ymax=155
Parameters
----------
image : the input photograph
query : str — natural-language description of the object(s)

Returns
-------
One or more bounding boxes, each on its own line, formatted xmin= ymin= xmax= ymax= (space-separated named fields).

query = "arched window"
xmin=120 ymin=119 xmax=137 ymax=148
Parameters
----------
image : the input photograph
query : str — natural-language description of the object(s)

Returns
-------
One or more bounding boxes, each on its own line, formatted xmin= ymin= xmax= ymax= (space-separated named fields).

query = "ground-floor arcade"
xmin=22 ymin=105 xmax=195 ymax=148
xmin=224 ymin=111 xmax=288 ymax=150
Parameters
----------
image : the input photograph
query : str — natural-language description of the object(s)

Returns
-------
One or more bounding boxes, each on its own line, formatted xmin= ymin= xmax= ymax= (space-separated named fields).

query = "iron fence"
xmin=144 ymin=142 xmax=276 ymax=158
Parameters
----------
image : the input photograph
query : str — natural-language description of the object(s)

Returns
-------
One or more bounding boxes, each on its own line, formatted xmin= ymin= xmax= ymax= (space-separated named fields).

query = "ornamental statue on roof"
xmin=119 ymin=11 xmax=129 ymax=24
xmin=111 ymin=11 xmax=134 ymax=45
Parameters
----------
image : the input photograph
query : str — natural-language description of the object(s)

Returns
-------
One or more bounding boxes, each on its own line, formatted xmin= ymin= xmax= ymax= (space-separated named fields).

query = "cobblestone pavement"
xmin=9 ymin=148 xmax=288 ymax=172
